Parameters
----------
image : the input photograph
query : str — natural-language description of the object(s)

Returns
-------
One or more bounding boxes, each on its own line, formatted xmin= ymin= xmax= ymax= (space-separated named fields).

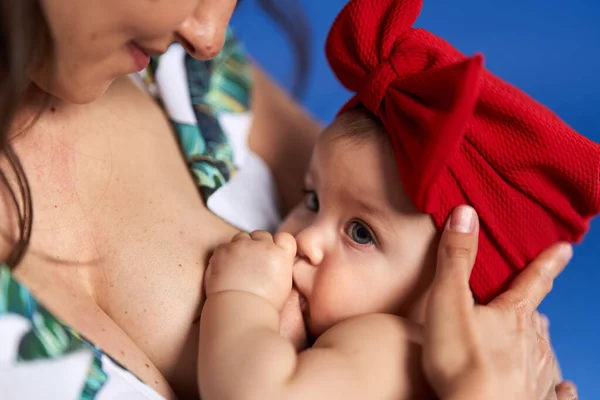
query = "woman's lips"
xmin=127 ymin=42 xmax=151 ymax=71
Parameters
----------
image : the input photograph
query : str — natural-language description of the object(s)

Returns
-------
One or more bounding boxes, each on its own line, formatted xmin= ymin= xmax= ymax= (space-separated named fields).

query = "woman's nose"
xmin=176 ymin=0 xmax=237 ymax=60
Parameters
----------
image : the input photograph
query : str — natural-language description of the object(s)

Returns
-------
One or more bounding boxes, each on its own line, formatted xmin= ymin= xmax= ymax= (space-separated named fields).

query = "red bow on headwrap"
xmin=326 ymin=0 xmax=600 ymax=303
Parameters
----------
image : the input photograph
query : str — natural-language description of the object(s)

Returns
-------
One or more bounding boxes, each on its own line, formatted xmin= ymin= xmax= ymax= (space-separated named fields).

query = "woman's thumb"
xmin=428 ymin=206 xmax=479 ymax=321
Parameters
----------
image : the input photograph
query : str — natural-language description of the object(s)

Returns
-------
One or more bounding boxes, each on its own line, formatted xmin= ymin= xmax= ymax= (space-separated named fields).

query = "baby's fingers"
xmin=250 ymin=230 xmax=274 ymax=241
xmin=274 ymin=232 xmax=297 ymax=256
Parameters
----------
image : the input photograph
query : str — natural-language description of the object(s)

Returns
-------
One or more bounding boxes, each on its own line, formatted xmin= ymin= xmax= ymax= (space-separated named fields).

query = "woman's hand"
xmin=205 ymin=230 xmax=297 ymax=310
xmin=423 ymin=205 xmax=578 ymax=400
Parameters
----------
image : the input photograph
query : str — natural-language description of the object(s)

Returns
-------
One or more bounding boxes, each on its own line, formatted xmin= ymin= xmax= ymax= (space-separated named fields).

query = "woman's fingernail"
xmin=559 ymin=244 xmax=573 ymax=263
xmin=448 ymin=206 xmax=476 ymax=233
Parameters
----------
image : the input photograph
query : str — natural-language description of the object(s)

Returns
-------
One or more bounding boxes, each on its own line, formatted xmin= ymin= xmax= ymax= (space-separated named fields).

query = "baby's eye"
xmin=303 ymin=190 xmax=319 ymax=212
xmin=347 ymin=221 xmax=375 ymax=246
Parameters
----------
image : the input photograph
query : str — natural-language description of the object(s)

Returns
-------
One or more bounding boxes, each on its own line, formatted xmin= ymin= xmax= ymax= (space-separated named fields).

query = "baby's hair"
xmin=328 ymin=106 xmax=393 ymax=154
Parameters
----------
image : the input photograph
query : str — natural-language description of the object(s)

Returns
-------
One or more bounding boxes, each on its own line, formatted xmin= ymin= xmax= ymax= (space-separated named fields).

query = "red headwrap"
xmin=326 ymin=0 xmax=600 ymax=303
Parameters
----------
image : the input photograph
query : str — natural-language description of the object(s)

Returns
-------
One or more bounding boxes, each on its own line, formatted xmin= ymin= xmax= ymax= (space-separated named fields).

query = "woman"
xmin=0 ymin=0 xmax=577 ymax=399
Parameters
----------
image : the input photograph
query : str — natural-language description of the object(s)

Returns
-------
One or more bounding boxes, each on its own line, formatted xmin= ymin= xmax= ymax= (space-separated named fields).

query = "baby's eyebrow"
xmin=353 ymin=198 xmax=395 ymax=233
xmin=354 ymin=198 xmax=386 ymax=217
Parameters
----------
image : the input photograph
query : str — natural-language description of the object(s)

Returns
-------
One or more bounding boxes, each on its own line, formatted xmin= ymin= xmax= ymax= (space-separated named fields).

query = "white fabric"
xmin=0 ymin=314 xmax=165 ymax=400
xmin=97 ymin=356 xmax=165 ymax=400
xmin=0 ymin=315 xmax=92 ymax=400
xmin=209 ymin=112 xmax=282 ymax=232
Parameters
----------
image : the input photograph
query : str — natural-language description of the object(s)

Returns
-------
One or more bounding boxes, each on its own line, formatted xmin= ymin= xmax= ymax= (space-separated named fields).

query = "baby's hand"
xmin=205 ymin=231 xmax=297 ymax=311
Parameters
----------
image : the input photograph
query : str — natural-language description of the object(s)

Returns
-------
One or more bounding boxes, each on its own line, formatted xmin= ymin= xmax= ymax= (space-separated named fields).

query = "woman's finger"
xmin=533 ymin=312 xmax=543 ymax=336
xmin=555 ymin=381 xmax=578 ymax=400
xmin=536 ymin=314 xmax=565 ymax=399
xmin=424 ymin=206 xmax=480 ymax=380
xmin=542 ymin=315 xmax=564 ymax=388
xmin=492 ymin=243 xmax=572 ymax=316
xmin=427 ymin=206 xmax=479 ymax=323
xmin=536 ymin=333 xmax=557 ymax=399
xmin=545 ymin=389 xmax=558 ymax=400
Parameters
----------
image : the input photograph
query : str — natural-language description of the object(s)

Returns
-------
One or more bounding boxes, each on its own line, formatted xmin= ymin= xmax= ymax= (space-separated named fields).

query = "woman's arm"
xmin=247 ymin=65 xmax=322 ymax=215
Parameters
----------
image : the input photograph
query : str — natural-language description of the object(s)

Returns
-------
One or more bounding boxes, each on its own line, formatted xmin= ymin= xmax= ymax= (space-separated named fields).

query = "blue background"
xmin=232 ymin=0 xmax=600 ymax=396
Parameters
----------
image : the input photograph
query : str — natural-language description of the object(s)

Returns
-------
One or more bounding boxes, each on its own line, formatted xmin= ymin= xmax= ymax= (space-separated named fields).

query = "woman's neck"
xmin=9 ymin=84 xmax=54 ymax=139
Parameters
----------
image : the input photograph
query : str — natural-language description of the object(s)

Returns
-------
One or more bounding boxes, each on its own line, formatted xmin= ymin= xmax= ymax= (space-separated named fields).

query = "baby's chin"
xmin=279 ymin=288 xmax=308 ymax=351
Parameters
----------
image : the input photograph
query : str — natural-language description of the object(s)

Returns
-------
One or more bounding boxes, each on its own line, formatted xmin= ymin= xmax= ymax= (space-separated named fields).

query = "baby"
xmin=198 ymin=0 xmax=600 ymax=399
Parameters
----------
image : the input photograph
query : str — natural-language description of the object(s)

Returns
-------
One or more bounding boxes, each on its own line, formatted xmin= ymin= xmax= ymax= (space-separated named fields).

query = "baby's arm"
xmin=200 ymin=293 xmax=429 ymax=400
xmin=198 ymin=231 xmax=432 ymax=400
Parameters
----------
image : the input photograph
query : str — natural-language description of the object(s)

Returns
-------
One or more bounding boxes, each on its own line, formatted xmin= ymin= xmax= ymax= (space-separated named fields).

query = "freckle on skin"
xmin=50 ymin=106 xmax=56 ymax=113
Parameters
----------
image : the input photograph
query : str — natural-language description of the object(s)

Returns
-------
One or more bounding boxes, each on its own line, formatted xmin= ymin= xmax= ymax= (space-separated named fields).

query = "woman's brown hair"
xmin=0 ymin=0 xmax=52 ymax=268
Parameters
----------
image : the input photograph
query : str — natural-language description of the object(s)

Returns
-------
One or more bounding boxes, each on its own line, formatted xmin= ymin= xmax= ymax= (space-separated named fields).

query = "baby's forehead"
xmin=311 ymin=128 xmax=418 ymax=216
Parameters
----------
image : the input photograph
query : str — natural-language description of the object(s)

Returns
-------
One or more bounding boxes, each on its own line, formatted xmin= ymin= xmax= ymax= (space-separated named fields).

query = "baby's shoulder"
xmin=313 ymin=314 xmax=432 ymax=399
xmin=315 ymin=313 xmax=422 ymax=351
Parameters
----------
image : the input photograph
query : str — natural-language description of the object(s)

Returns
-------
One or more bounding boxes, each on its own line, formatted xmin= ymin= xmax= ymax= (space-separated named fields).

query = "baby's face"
xmin=278 ymin=120 xmax=439 ymax=337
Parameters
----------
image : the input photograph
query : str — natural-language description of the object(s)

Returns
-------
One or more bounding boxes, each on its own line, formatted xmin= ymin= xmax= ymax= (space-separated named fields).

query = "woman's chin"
xmin=30 ymin=70 xmax=115 ymax=105
xmin=279 ymin=288 xmax=308 ymax=351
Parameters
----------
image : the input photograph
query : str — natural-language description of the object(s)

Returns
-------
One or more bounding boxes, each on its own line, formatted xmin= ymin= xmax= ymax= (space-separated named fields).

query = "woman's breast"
xmin=88 ymin=85 xmax=243 ymax=397
xmin=94 ymin=185 xmax=239 ymax=399
xmin=11 ymin=77 xmax=242 ymax=398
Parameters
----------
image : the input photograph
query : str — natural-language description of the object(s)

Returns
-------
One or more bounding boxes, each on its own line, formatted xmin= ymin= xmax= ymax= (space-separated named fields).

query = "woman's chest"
xmin=12 ymin=78 xmax=240 ymax=398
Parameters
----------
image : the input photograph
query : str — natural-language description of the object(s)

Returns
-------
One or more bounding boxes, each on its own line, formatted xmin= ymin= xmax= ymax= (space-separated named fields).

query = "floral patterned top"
xmin=0 ymin=29 xmax=275 ymax=399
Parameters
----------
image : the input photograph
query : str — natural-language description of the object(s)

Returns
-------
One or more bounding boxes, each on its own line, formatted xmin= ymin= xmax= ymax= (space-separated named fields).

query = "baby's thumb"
xmin=274 ymin=232 xmax=297 ymax=257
